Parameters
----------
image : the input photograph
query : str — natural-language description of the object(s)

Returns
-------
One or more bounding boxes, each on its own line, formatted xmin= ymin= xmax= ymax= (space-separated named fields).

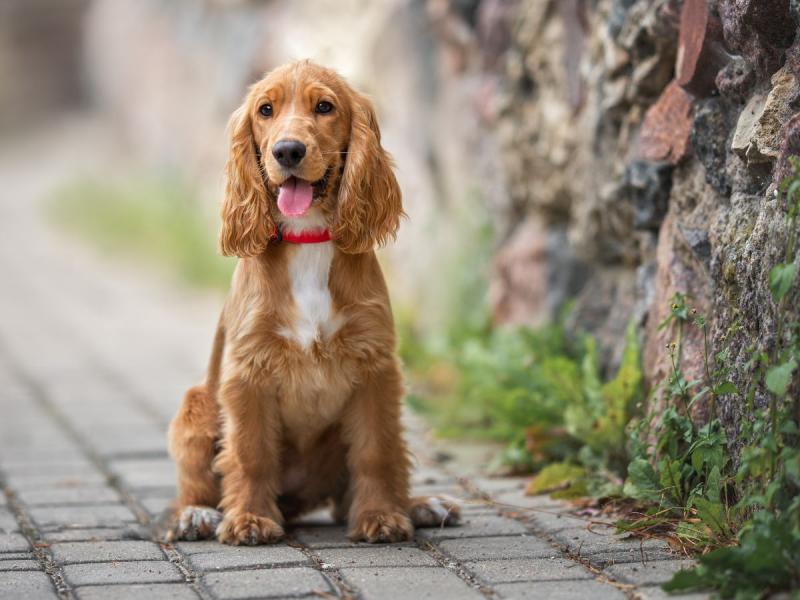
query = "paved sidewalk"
xmin=0 ymin=121 xmax=705 ymax=599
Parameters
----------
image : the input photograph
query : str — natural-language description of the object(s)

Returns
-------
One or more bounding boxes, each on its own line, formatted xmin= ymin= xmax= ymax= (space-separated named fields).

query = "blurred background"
xmin=1 ymin=0 xmax=799 ymax=477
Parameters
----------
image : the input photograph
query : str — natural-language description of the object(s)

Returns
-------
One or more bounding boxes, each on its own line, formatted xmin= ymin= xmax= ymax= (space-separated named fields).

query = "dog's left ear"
xmin=333 ymin=91 xmax=403 ymax=254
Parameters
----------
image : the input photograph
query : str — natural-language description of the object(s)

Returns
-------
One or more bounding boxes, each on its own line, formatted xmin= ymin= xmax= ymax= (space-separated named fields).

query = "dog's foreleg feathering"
xmin=214 ymin=377 xmax=285 ymax=545
xmin=343 ymin=362 xmax=415 ymax=543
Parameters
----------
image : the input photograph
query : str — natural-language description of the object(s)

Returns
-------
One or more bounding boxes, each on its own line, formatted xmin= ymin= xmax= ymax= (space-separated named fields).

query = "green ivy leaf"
xmin=706 ymin=465 xmax=721 ymax=503
xmin=663 ymin=567 xmax=709 ymax=592
xmin=780 ymin=420 xmax=800 ymax=436
xmin=675 ymin=520 xmax=711 ymax=547
xmin=784 ymin=178 xmax=800 ymax=202
xmin=689 ymin=386 xmax=709 ymax=407
xmin=526 ymin=462 xmax=586 ymax=496
xmin=765 ymin=358 xmax=797 ymax=397
xmin=692 ymin=496 xmax=727 ymax=536
xmin=713 ymin=381 xmax=738 ymax=396
xmin=623 ymin=458 xmax=661 ymax=503
xmin=768 ymin=262 xmax=797 ymax=302
xmin=659 ymin=458 xmax=684 ymax=505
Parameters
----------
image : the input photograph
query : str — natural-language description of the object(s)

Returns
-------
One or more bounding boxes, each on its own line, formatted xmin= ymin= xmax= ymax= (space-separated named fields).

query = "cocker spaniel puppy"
xmin=167 ymin=60 xmax=459 ymax=545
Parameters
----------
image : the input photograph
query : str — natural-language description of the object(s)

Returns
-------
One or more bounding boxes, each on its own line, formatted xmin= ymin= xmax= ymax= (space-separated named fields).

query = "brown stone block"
xmin=638 ymin=81 xmax=694 ymax=164
xmin=676 ymin=0 xmax=730 ymax=97
xmin=719 ymin=0 xmax=795 ymax=76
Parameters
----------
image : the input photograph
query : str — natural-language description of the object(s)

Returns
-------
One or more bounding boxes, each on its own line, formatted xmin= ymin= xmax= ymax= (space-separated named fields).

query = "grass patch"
xmin=48 ymin=174 xmax=234 ymax=290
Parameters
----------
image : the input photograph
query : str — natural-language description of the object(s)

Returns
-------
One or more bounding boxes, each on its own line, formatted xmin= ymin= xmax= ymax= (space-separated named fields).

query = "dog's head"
xmin=219 ymin=60 xmax=403 ymax=257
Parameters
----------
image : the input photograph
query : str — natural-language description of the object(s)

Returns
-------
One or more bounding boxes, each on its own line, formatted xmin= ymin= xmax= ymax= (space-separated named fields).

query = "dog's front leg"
xmin=215 ymin=376 xmax=284 ymax=545
xmin=343 ymin=361 xmax=413 ymax=543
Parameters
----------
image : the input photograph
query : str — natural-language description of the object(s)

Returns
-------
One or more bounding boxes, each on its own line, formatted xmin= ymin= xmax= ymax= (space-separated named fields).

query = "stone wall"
xmin=432 ymin=0 xmax=800 ymax=441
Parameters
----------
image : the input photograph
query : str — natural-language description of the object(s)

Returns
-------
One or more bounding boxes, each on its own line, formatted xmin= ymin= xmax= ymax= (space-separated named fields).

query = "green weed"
xmin=405 ymin=311 xmax=643 ymax=485
xmin=642 ymin=158 xmax=800 ymax=598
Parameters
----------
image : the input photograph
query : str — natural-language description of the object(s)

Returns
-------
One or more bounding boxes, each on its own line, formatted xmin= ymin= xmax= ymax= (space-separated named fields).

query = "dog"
xmin=167 ymin=60 xmax=460 ymax=545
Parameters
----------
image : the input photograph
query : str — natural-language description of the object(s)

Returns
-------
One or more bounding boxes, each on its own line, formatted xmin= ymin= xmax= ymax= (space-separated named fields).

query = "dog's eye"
xmin=315 ymin=101 xmax=333 ymax=114
xmin=258 ymin=103 xmax=273 ymax=117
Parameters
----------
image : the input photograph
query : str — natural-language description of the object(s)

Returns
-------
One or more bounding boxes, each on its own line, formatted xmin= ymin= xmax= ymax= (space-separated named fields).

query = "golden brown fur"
xmin=167 ymin=61 xmax=458 ymax=545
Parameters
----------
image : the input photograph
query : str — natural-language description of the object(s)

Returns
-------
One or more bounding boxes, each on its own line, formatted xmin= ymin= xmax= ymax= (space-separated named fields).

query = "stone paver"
xmin=50 ymin=541 xmax=164 ymax=564
xmin=0 ymin=130 xmax=711 ymax=600
xmin=204 ymin=567 xmax=334 ymax=599
xmin=459 ymin=502 xmax=501 ymax=516
xmin=0 ymin=533 xmax=29 ymax=553
xmin=0 ymin=571 xmax=58 ymax=600
xmin=6 ymin=473 xmax=108 ymax=491
xmin=492 ymin=489 xmax=563 ymax=511
xmin=465 ymin=557 xmax=593 ymax=584
xmin=528 ymin=509 xmax=586 ymax=533
xmin=28 ymin=504 xmax=137 ymax=530
xmin=436 ymin=535 xmax=556 ymax=561
xmin=292 ymin=524 xmax=373 ymax=548
xmin=108 ymin=458 xmax=176 ymax=490
xmin=0 ymin=553 xmax=30 ymax=561
xmin=0 ymin=510 xmax=19 ymax=534
xmin=316 ymin=545 xmax=439 ymax=567
xmin=634 ymin=585 xmax=710 ymax=600
xmin=342 ymin=566 xmax=484 ymax=600
xmin=42 ymin=526 xmax=149 ymax=543
xmin=63 ymin=561 xmax=184 ymax=586
xmin=75 ymin=583 xmax=201 ymax=600
xmin=415 ymin=515 xmax=530 ymax=540
xmin=1 ymin=461 xmax=95 ymax=476
xmin=16 ymin=486 xmax=121 ymax=506
xmin=178 ymin=542 xmax=309 ymax=571
xmin=495 ymin=579 xmax=627 ymax=600
xmin=90 ymin=425 xmax=171 ymax=458
xmin=550 ymin=526 xmax=680 ymax=566
xmin=140 ymin=495 xmax=172 ymax=517
xmin=0 ymin=559 xmax=40 ymax=571
xmin=603 ymin=559 xmax=696 ymax=586
xmin=342 ymin=567 xmax=483 ymax=600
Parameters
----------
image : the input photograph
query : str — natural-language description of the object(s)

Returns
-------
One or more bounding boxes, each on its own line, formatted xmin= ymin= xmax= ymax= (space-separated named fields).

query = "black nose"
xmin=272 ymin=139 xmax=306 ymax=168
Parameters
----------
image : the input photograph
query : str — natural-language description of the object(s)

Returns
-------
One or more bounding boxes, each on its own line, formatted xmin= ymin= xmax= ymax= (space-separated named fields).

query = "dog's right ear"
xmin=219 ymin=101 xmax=276 ymax=258
xmin=333 ymin=91 xmax=403 ymax=254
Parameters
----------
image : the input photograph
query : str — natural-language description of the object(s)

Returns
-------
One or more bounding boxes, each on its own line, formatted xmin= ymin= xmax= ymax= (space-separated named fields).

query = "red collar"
xmin=272 ymin=227 xmax=332 ymax=244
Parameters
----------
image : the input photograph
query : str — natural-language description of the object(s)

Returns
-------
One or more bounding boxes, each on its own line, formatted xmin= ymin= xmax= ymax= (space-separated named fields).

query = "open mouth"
xmin=276 ymin=169 xmax=333 ymax=217
xmin=277 ymin=177 xmax=314 ymax=217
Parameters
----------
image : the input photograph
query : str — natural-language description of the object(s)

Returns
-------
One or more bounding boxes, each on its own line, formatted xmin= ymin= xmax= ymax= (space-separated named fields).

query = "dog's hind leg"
xmin=408 ymin=495 xmax=461 ymax=528
xmin=167 ymin=384 xmax=222 ymax=540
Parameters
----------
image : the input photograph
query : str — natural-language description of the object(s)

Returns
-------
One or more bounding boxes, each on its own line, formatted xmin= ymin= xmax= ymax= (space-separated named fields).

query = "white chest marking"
xmin=282 ymin=242 xmax=339 ymax=350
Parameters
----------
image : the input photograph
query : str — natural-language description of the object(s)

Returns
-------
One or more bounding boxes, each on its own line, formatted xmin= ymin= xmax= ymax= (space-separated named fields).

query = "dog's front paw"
xmin=216 ymin=512 xmax=285 ymax=545
xmin=349 ymin=509 xmax=413 ymax=543
xmin=409 ymin=495 xmax=461 ymax=528
xmin=168 ymin=505 xmax=222 ymax=542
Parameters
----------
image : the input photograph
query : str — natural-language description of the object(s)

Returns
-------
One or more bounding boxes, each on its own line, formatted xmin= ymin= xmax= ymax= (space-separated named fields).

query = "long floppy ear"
xmin=219 ymin=102 xmax=276 ymax=257
xmin=333 ymin=92 xmax=403 ymax=254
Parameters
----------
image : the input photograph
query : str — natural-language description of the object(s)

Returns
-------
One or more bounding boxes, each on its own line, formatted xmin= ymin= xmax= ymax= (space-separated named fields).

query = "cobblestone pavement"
xmin=0 ymin=123 xmax=707 ymax=599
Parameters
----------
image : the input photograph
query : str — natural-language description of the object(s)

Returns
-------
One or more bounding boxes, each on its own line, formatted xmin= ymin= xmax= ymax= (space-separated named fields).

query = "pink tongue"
xmin=277 ymin=177 xmax=313 ymax=216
